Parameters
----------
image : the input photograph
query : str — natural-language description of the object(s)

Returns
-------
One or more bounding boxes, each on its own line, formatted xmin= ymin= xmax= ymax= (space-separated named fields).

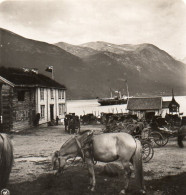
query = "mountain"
xmin=60 ymin=41 xmax=186 ymax=96
xmin=1 ymin=28 xmax=186 ymax=99
xmin=55 ymin=42 xmax=98 ymax=58
xmin=81 ymin=41 xmax=138 ymax=54
xmin=181 ymin=57 xmax=186 ymax=64
xmin=0 ymin=28 xmax=91 ymax=99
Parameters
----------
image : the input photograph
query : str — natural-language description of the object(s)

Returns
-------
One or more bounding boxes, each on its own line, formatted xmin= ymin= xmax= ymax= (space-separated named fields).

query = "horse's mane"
xmin=61 ymin=136 xmax=74 ymax=148
xmin=60 ymin=130 xmax=93 ymax=151
xmin=78 ymin=130 xmax=92 ymax=136
xmin=0 ymin=133 xmax=14 ymax=188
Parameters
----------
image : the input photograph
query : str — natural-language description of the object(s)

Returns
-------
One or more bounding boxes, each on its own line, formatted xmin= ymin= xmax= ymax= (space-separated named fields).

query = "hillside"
xmin=0 ymin=28 xmax=90 ymax=98
xmin=0 ymin=28 xmax=186 ymax=99
xmin=60 ymin=41 xmax=186 ymax=97
xmin=55 ymin=42 xmax=98 ymax=58
xmin=181 ymin=57 xmax=186 ymax=64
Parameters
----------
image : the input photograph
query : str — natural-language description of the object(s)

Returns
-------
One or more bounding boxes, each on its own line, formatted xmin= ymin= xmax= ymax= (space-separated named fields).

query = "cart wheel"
xmin=150 ymin=131 xmax=164 ymax=147
xmin=141 ymin=140 xmax=154 ymax=163
xmin=161 ymin=134 xmax=169 ymax=146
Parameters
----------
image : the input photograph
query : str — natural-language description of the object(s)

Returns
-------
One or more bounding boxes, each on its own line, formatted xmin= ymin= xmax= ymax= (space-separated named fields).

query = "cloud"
xmin=0 ymin=0 xmax=186 ymax=58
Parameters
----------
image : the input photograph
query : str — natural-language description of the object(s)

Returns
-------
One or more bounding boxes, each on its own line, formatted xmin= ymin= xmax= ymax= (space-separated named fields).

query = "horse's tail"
xmin=132 ymin=139 xmax=145 ymax=192
xmin=0 ymin=134 xmax=14 ymax=189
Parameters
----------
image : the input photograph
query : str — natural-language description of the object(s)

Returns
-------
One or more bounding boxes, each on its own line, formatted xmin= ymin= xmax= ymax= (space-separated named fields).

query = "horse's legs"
xmin=85 ymin=157 xmax=96 ymax=191
xmin=178 ymin=135 xmax=184 ymax=148
xmin=120 ymin=161 xmax=131 ymax=194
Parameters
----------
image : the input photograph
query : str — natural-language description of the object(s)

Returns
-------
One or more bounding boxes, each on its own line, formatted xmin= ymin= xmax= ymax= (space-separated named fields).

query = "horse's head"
xmin=52 ymin=150 xmax=60 ymax=170
xmin=52 ymin=150 xmax=67 ymax=174
xmin=52 ymin=131 xmax=94 ymax=174
xmin=52 ymin=136 xmax=82 ymax=174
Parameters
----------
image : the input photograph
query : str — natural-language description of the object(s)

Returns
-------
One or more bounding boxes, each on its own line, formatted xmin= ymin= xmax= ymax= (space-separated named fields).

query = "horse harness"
xmin=74 ymin=133 xmax=96 ymax=164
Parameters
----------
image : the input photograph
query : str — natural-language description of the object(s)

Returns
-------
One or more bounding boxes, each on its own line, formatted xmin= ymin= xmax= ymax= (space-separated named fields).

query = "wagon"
xmin=140 ymin=127 xmax=169 ymax=147
xmin=80 ymin=114 xmax=98 ymax=125
xmin=181 ymin=116 xmax=186 ymax=126
xmin=134 ymin=133 xmax=154 ymax=163
xmin=65 ymin=114 xmax=80 ymax=134
xmin=141 ymin=139 xmax=154 ymax=163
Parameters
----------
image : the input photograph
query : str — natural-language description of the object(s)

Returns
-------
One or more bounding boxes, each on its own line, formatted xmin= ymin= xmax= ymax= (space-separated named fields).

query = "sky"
xmin=0 ymin=0 xmax=186 ymax=59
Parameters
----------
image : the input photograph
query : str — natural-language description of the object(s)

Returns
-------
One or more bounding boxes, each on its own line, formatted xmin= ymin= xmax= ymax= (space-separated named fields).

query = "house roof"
xmin=0 ymin=76 xmax=15 ymax=87
xmin=0 ymin=67 xmax=66 ymax=89
xmin=127 ymin=97 xmax=162 ymax=111
xmin=162 ymin=101 xmax=171 ymax=109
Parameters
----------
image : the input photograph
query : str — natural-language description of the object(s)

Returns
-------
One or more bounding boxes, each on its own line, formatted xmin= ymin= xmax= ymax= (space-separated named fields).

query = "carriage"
xmin=181 ymin=116 xmax=186 ymax=126
xmin=64 ymin=113 xmax=80 ymax=134
xmin=80 ymin=113 xmax=98 ymax=125
xmin=165 ymin=113 xmax=181 ymax=128
xmin=146 ymin=115 xmax=181 ymax=147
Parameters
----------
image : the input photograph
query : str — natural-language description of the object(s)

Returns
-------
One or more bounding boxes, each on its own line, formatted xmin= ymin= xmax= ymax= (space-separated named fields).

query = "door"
xmin=50 ymin=104 xmax=54 ymax=121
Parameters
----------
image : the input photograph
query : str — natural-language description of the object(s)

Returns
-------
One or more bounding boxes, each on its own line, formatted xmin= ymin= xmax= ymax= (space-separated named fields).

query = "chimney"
xmin=31 ymin=68 xmax=38 ymax=74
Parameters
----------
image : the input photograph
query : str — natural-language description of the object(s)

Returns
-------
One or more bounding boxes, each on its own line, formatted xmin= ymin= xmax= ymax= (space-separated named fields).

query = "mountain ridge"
xmin=0 ymin=28 xmax=186 ymax=99
xmin=56 ymin=40 xmax=186 ymax=97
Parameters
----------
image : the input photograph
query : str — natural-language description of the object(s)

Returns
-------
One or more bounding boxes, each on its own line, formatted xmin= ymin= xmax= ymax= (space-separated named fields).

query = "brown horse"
xmin=0 ymin=133 xmax=14 ymax=189
xmin=52 ymin=130 xmax=145 ymax=194
xmin=178 ymin=125 xmax=186 ymax=148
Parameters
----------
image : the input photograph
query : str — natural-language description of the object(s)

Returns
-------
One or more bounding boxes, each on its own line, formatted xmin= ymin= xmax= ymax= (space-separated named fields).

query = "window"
xmin=59 ymin=104 xmax=65 ymax=115
xmin=50 ymin=89 xmax=54 ymax=99
xmin=58 ymin=90 xmax=64 ymax=99
xmin=40 ymin=105 xmax=45 ymax=118
xmin=18 ymin=91 xmax=25 ymax=101
xmin=40 ymin=88 xmax=44 ymax=100
xmin=58 ymin=90 xmax=61 ymax=99
xmin=62 ymin=90 xmax=65 ymax=99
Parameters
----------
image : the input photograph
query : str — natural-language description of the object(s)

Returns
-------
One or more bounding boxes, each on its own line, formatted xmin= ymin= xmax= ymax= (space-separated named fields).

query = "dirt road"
xmin=6 ymin=125 xmax=186 ymax=195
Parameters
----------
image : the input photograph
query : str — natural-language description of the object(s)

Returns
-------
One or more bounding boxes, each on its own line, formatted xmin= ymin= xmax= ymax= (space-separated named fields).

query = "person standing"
xmin=56 ymin=116 xmax=59 ymax=126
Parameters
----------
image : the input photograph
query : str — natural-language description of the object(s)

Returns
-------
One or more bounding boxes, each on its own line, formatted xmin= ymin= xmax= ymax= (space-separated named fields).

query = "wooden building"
xmin=127 ymin=97 xmax=162 ymax=120
xmin=162 ymin=101 xmax=171 ymax=109
xmin=168 ymin=96 xmax=180 ymax=113
xmin=161 ymin=93 xmax=180 ymax=116
xmin=127 ymin=94 xmax=180 ymax=120
xmin=0 ymin=67 xmax=66 ymax=132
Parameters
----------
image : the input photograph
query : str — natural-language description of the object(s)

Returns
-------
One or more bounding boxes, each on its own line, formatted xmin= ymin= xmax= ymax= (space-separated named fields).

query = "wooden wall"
xmin=12 ymin=88 xmax=36 ymax=131
xmin=0 ymin=84 xmax=13 ymax=131
xmin=0 ymin=84 xmax=36 ymax=132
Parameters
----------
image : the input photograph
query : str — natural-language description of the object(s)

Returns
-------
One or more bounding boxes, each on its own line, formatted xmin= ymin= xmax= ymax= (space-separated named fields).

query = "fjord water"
xmin=67 ymin=96 xmax=186 ymax=117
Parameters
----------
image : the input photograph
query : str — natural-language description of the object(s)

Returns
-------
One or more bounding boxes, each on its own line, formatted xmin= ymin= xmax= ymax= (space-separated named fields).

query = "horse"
xmin=177 ymin=125 xmax=186 ymax=148
xmin=52 ymin=130 xmax=146 ymax=194
xmin=0 ymin=133 xmax=14 ymax=189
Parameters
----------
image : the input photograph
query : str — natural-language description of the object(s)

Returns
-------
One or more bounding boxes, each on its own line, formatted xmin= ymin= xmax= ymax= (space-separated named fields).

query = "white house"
xmin=36 ymin=87 xmax=66 ymax=124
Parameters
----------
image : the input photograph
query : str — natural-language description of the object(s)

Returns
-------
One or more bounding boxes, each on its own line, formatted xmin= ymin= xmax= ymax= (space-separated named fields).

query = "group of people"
xmin=64 ymin=113 xmax=80 ymax=134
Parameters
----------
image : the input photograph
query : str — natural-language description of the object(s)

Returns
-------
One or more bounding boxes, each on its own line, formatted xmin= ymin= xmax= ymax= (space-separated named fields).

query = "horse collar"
xmin=74 ymin=137 xmax=85 ymax=161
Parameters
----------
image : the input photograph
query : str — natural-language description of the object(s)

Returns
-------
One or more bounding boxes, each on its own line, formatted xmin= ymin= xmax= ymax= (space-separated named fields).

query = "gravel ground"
xmin=6 ymin=124 xmax=186 ymax=195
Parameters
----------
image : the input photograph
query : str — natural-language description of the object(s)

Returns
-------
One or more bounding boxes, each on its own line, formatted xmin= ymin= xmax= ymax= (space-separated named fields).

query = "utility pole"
xmin=126 ymin=80 xmax=129 ymax=98
xmin=52 ymin=67 xmax=54 ymax=80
